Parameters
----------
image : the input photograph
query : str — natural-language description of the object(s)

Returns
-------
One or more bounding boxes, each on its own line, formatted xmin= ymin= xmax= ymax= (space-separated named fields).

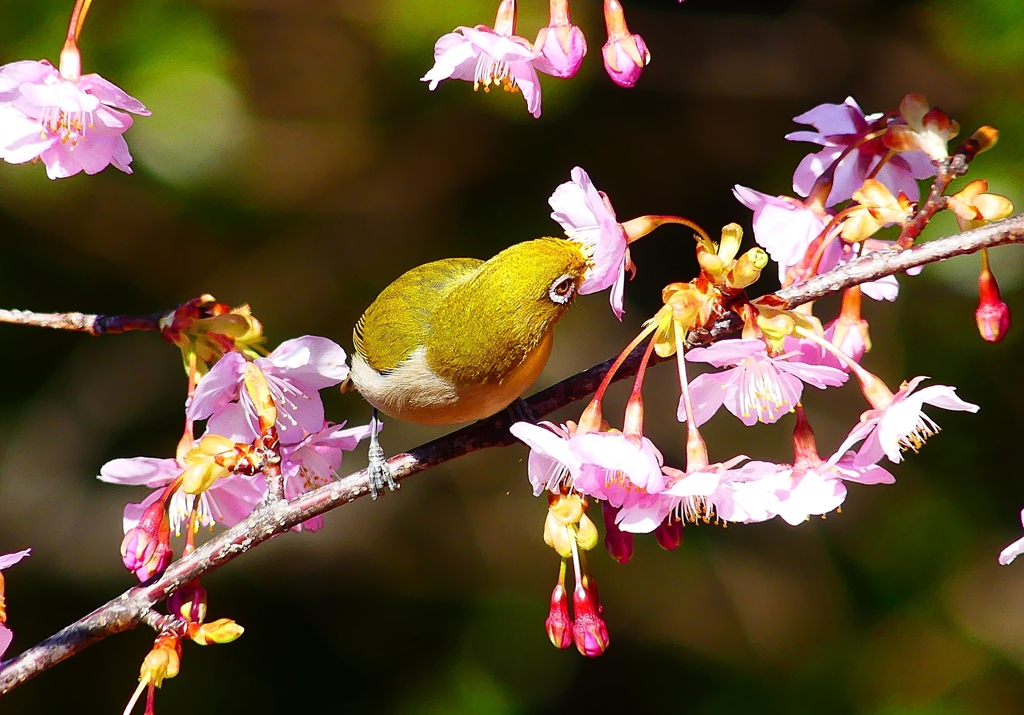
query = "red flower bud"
xmin=571 ymin=585 xmax=609 ymax=657
xmin=545 ymin=583 xmax=573 ymax=649
xmin=601 ymin=502 xmax=634 ymax=564
xmin=654 ymin=518 xmax=682 ymax=551
xmin=977 ymin=251 xmax=1011 ymax=343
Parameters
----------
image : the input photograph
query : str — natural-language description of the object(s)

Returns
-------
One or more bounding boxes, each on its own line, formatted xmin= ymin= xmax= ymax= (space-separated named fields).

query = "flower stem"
xmin=621 ymin=215 xmax=712 ymax=248
xmin=674 ymin=319 xmax=708 ymax=468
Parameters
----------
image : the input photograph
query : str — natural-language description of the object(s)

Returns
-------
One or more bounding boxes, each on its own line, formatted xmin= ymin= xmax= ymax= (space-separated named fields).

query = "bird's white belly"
xmin=351 ymin=333 xmax=552 ymax=426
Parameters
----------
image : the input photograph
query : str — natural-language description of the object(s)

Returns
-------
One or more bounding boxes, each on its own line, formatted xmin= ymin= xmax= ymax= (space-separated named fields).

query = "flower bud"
xmin=601 ymin=0 xmax=649 ymax=88
xmin=841 ymin=180 xmax=913 ymax=242
xmin=977 ymin=249 xmax=1011 ymax=343
xmin=548 ymin=493 xmax=585 ymax=525
xmin=190 ymin=617 xmax=244 ymax=645
xmin=140 ymin=635 xmax=181 ymax=688
xmin=535 ymin=0 xmax=587 ymax=79
xmin=544 ymin=511 xmax=574 ymax=558
xmin=121 ymin=501 xmax=172 ymax=581
xmin=168 ymin=580 xmax=207 ymax=624
xmin=602 ymin=502 xmax=634 ymax=564
xmin=160 ymin=296 xmax=265 ymax=379
xmin=654 ymin=518 xmax=682 ymax=551
xmin=576 ymin=513 xmax=599 ymax=551
xmin=180 ymin=459 xmax=230 ymax=495
xmin=572 ymin=585 xmax=609 ymax=656
xmin=727 ymin=248 xmax=768 ymax=290
xmin=545 ymin=583 xmax=573 ymax=649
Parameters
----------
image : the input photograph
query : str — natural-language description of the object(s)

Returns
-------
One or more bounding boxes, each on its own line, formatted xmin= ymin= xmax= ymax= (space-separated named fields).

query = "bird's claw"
xmin=506 ymin=397 xmax=537 ymax=426
xmin=367 ymin=440 xmax=398 ymax=500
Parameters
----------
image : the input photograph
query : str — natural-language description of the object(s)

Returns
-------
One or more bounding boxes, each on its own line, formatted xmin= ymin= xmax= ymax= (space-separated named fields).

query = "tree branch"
xmin=0 ymin=308 xmax=164 ymax=335
xmin=2 ymin=214 xmax=1023 ymax=694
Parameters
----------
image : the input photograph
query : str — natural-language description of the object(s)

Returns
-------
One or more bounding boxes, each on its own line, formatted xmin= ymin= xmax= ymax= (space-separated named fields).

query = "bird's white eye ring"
xmin=548 ymin=274 xmax=575 ymax=304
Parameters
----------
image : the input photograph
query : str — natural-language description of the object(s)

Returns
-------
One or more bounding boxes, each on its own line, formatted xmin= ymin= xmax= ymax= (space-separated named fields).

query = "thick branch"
xmin=2 ymin=214 xmax=1023 ymax=694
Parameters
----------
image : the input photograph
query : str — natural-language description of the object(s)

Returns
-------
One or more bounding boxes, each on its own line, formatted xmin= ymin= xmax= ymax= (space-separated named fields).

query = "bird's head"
xmin=476 ymin=237 xmax=590 ymax=328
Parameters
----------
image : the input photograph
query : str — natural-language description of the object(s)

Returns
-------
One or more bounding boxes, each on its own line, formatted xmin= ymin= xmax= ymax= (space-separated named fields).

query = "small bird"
xmin=351 ymin=237 xmax=590 ymax=495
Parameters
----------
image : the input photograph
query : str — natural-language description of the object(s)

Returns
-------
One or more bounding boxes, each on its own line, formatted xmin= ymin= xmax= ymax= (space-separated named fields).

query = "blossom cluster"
xmin=509 ymin=93 xmax=1011 ymax=655
xmin=92 ymin=297 xmax=371 ymax=713
xmin=422 ymin=0 xmax=650 ymax=118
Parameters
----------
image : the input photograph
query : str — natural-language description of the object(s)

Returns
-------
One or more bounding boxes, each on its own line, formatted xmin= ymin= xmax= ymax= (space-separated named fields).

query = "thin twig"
xmin=0 ymin=308 xmax=165 ymax=335
xmin=2 ymin=214 xmax=1023 ymax=694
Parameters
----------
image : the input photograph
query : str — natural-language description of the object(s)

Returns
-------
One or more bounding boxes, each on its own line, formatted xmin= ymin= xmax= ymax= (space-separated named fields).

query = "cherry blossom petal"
xmin=999 ymin=511 xmax=1024 ymax=565
xmin=98 ymin=457 xmax=181 ymax=488
xmin=187 ymin=351 xmax=246 ymax=421
xmin=570 ymin=432 xmax=665 ymax=493
xmin=680 ymin=371 xmax=731 ymax=426
xmin=686 ymin=339 xmax=766 ymax=367
xmin=259 ymin=336 xmax=350 ymax=393
xmin=0 ymin=549 xmax=32 ymax=570
xmin=775 ymin=359 xmax=848 ymax=389
xmin=914 ymin=385 xmax=980 ymax=413
xmin=511 ymin=422 xmax=581 ymax=495
xmin=76 ymin=73 xmax=151 ymax=114
xmin=0 ymin=624 xmax=13 ymax=658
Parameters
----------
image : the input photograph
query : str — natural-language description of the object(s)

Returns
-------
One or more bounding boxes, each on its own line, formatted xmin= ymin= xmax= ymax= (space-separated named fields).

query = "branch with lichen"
xmin=1 ymin=211 xmax=1022 ymax=694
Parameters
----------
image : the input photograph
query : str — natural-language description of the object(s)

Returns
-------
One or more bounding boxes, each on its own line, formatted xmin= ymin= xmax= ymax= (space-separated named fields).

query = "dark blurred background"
xmin=2 ymin=0 xmax=1024 ymax=712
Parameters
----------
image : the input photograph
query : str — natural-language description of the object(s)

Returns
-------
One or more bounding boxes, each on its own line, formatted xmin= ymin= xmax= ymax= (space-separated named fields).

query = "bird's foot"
xmin=367 ymin=439 xmax=398 ymax=500
xmin=506 ymin=397 xmax=537 ymax=426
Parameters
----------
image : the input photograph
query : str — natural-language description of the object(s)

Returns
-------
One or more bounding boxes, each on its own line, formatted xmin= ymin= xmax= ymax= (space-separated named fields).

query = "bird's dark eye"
xmin=548 ymin=274 xmax=575 ymax=304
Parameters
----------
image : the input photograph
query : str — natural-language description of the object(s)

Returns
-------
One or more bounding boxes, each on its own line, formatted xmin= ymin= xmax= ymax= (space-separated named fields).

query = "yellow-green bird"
xmin=351 ymin=237 xmax=590 ymax=496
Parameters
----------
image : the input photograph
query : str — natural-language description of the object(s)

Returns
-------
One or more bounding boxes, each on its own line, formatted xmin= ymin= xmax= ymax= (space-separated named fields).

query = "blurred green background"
xmin=2 ymin=0 xmax=1024 ymax=712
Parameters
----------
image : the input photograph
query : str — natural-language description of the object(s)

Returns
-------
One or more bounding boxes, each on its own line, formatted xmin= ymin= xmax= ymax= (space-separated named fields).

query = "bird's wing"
xmin=354 ymin=257 xmax=484 ymax=373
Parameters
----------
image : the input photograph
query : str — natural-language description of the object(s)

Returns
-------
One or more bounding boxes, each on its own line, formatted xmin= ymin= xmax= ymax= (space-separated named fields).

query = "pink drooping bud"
xmin=654 ymin=518 xmax=682 ymax=551
xmin=121 ymin=500 xmax=173 ymax=581
xmin=977 ymin=248 xmax=1011 ymax=343
xmin=571 ymin=583 xmax=609 ymax=656
xmin=601 ymin=0 xmax=650 ymax=87
xmin=534 ymin=0 xmax=587 ymax=78
xmin=545 ymin=582 xmax=574 ymax=649
xmin=602 ymin=502 xmax=634 ymax=563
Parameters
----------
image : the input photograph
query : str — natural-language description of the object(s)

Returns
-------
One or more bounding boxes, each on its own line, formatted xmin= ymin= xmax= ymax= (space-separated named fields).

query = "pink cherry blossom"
xmin=187 ymin=336 xmax=350 ymax=446
xmin=786 ymin=96 xmax=934 ymax=207
xmin=784 ymin=319 xmax=869 ymax=372
xmin=280 ymin=422 xmax=373 ymax=531
xmin=836 ymin=377 xmax=979 ymax=465
xmin=510 ymin=421 xmax=666 ymax=508
xmin=616 ymin=457 xmax=771 ymax=532
xmin=570 ymin=431 xmax=666 ymax=500
xmin=999 ymin=510 xmax=1024 ymax=565
xmin=732 ymin=185 xmax=834 ymax=283
xmin=549 ymin=166 xmax=631 ymax=318
xmin=99 ymin=455 xmax=265 ymax=536
xmin=421 ymin=26 xmax=545 ymax=118
xmin=754 ymin=460 xmax=847 ymax=526
xmin=0 ymin=59 xmax=149 ymax=179
xmin=682 ymin=339 xmax=848 ymax=427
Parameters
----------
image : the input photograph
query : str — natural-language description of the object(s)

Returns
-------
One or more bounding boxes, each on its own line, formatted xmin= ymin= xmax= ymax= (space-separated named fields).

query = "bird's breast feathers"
xmin=350 ymin=332 xmax=553 ymax=426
